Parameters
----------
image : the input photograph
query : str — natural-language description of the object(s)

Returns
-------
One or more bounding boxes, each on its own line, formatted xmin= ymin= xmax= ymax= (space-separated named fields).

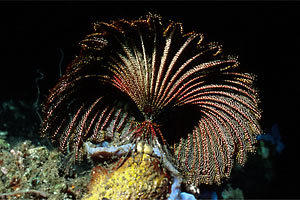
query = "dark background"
xmin=0 ymin=1 xmax=298 ymax=199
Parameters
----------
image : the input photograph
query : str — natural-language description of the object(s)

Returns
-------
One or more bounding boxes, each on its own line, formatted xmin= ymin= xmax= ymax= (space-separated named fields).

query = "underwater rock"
xmin=84 ymin=141 xmax=196 ymax=200
xmin=83 ymin=144 xmax=171 ymax=200
xmin=257 ymin=123 xmax=284 ymax=154
xmin=221 ymin=184 xmax=244 ymax=199
xmin=0 ymin=139 xmax=90 ymax=199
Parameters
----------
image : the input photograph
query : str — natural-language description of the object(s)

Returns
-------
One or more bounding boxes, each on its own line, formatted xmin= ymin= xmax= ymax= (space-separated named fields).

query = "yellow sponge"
xmin=82 ymin=152 xmax=171 ymax=200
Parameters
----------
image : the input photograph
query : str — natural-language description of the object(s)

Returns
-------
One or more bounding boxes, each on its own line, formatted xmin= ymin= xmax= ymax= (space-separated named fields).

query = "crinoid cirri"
xmin=41 ymin=14 xmax=262 ymax=199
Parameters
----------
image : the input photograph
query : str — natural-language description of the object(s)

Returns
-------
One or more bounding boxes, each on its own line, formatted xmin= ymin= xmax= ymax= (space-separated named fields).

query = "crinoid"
xmin=41 ymin=14 xmax=261 ymax=191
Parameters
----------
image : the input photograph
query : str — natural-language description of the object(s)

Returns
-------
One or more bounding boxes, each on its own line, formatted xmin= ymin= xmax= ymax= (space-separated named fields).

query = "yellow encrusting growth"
xmin=82 ymin=152 xmax=170 ymax=200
